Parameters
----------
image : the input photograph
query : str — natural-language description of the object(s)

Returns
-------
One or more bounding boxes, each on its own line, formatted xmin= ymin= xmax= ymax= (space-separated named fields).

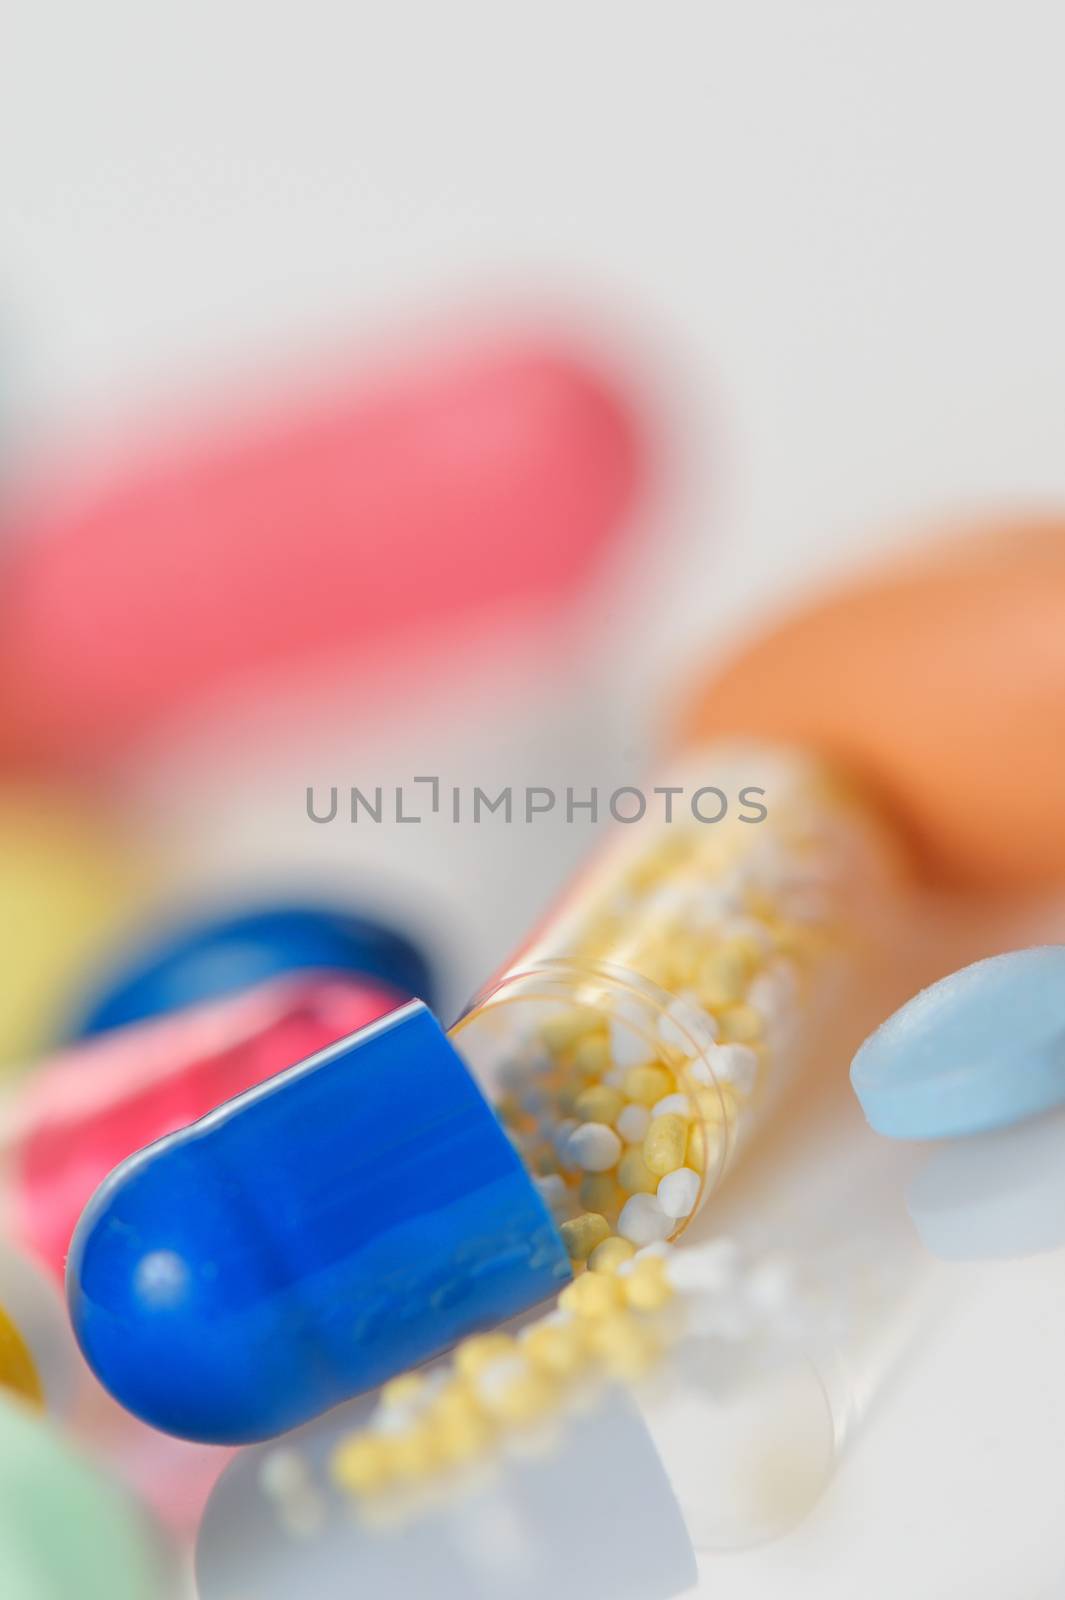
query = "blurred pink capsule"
xmin=0 ymin=335 xmax=646 ymax=766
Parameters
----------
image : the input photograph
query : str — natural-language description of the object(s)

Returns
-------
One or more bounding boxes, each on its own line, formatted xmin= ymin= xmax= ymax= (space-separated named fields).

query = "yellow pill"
xmin=622 ymin=1258 xmax=673 ymax=1312
xmin=623 ymin=1066 xmax=674 ymax=1106
xmin=686 ymin=1122 xmax=706 ymax=1173
xmin=455 ymin=1332 xmax=516 ymax=1379
xmin=332 ymin=1434 xmax=393 ymax=1495
xmin=642 ymin=1114 xmax=688 ymax=1176
xmin=573 ymin=1085 xmax=624 ymax=1125
xmin=559 ymin=1212 xmax=611 ymax=1261
xmin=617 ymin=1148 xmax=659 ymax=1195
xmin=571 ymin=1034 xmax=611 ymax=1077
xmin=588 ymin=1236 xmax=636 ymax=1274
xmin=0 ymin=1305 xmax=44 ymax=1408
xmin=521 ymin=1321 xmax=588 ymax=1379
xmin=0 ymin=790 xmax=146 ymax=1071
xmin=716 ymin=1004 xmax=763 ymax=1043
xmin=558 ymin=1271 xmax=624 ymax=1319
xmin=578 ymin=1175 xmax=623 ymax=1216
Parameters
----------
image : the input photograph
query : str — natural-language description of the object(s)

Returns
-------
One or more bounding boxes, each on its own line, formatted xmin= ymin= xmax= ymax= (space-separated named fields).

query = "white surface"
xmin=5 ymin=6 xmax=1065 ymax=1595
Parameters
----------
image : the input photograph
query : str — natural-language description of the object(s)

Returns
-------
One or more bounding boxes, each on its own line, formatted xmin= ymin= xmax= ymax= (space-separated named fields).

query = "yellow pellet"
xmin=588 ymin=1236 xmax=636 ymax=1274
xmin=642 ymin=1113 xmax=688 ymax=1176
xmin=435 ymin=1408 xmax=494 ymax=1465
xmin=521 ymin=1320 xmax=588 ymax=1379
xmin=332 ymin=1434 xmax=393 ymax=1495
xmin=697 ymin=943 xmax=752 ymax=1007
xmin=379 ymin=1371 xmax=427 ymax=1411
xmin=617 ymin=1148 xmax=659 ymax=1195
xmin=623 ymin=1066 xmax=674 ymax=1106
xmin=455 ymin=1332 xmax=516 ymax=1379
xmin=573 ymin=1084 xmax=624 ymax=1125
xmin=622 ymin=1258 xmax=674 ymax=1312
xmin=558 ymin=1270 xmax=624 ymax=1319
xmin=480 ymin=1367 xmax=556 ymax=1424
xmin=579 ymin=1174 xmax=623 ymax=1216
xmin=387 ymin=1419 xmax=440 ymax=1481
xmin=584 ymin=1312 xmax=661 ymax=1380
xmin=559 ymin=1211 xmax=611 ymax=1261
xmin=686 ymin=1121 xmax=706 ymax=1173
xmin=716 ymin=1004 xmax=763 ymax=1043
xmin=571 ymin=1034 xmax=611 ymax=1077
xmin=540 ymin=1009 xmax=594 ymax=1052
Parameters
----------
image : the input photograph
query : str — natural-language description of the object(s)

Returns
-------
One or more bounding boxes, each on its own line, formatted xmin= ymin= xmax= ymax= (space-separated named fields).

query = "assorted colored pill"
xmin=0 ymin=1302 xmax=43 ymax=1408
xmin=68 ymin=901 xmax=434 ymax=1040
xmin=4 ymin=975 xmax=406 ymax=1279
xmin=0 ymin=336 xmax=643 ymax=767
xmin=68 ymin=743 xmax=895 ymax=1444
xmin=851 ymin=946 xmax=1065 ymax=1139
xmin=678 ymin=516 xmax=1065 ymax=890
xmin=0 ymin=1395 xmax=174 ymax=1599
xmin=0 ymin=788 xmax=144 ymax=1070
xmin=69 ymin=1002 xmax=569 ymax=1443
xmin=0 ymin=1244 xmax=76 ymax=1414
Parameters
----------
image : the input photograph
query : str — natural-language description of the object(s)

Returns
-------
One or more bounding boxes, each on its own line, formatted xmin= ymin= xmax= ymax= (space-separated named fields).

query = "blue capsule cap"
xmin=67 ymin=1001 xmax=570 ymax=1444
xmin=851 ymin=946 xmax=1065 ymax=1139
xmin=69 ymin=903 xmax=436 ymax=1039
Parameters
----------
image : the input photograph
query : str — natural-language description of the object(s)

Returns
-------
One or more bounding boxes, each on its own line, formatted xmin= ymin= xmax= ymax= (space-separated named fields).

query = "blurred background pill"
xmin=0 ymin=1393 xmax=176 ymax=1599
xmin=3 ymin=975 xmax=411 ymax=1280
xmin=0 ymin=1245 xmax=77 ymax=1414
xmin=0 ymin=788 xmax=146 ymax=1072
xmin=677 ymin=517 xmax=1065 ymax=890
xmin=67 ymin=900 xmax=435 ymax=1040
xmin=0 ymin=334 xmax=646 ymax=770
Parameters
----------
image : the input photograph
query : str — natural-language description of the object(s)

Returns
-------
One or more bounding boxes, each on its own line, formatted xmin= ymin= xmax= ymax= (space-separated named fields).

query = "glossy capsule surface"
xmin=10 ymin=975 xmax=404 ymax=1279
xmin=68 ymin=1003 xmax=569 ymax=1444
xmin=68 ymin=902 xmax=434 ymax=1039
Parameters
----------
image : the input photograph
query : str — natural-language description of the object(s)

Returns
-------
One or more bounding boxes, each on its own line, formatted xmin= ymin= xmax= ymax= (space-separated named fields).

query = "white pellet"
xmin=665 ymin=1236 xmax=742 ymax=1295
xmin=609 ymin=1017 xmax=656 ymax=1070
xmin=706 ymin=1042 xmax=759 ymax=1094
xmin=634 ymin=1241 xmax=675 ymax=1263
xmin=656 ymin=1166 xmax=701 ymax=1220
xmin=651 ymin=1092 xmax=692 ymax=1120
xmin=615 ymin=1102 xmax=651 ymax=1144
xmin=569 ymin=1121 xmax=623 ymax=1173
xmin=552 ymin=1118 xmax=580 ymax=1171
xmin=657 ymin=995 xmax=719 ymax=1056
xmin=617 ymin=1193 xmax=673 ymax=1246
xmin=533 ymin=1175 xmax=568 ymax=1214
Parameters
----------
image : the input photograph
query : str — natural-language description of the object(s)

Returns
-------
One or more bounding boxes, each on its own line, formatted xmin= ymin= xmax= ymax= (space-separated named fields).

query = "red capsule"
xmin=3 ymin=976 xmax=402 ymax=1279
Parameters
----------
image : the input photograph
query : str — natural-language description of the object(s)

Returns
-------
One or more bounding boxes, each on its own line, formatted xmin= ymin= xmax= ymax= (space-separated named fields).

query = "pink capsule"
xmin=0 ymin=335 xmax=645 ymax=766
xmin=2 ymin=976 xmax=403 ymax=1280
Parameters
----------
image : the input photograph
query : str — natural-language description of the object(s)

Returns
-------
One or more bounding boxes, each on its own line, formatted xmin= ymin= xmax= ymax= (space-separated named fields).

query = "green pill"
xmin=0 ymin=1395 xmax=173 ymax=1599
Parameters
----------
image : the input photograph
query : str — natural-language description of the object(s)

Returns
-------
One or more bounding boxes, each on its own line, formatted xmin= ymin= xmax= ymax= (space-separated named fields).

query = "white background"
xmin=5 ymin=5 xmax=1065 ymax=1595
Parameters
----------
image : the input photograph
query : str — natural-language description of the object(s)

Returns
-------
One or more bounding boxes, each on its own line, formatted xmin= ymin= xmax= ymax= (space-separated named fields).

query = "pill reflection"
xmin=907 ymin=1106 xmax=1065 ymax=1261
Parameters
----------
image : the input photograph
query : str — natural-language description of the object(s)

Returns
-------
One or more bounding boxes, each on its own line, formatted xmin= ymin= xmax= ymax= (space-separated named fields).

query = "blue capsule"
xmin=67 ymin=1002 xmax=569 ymax=1444
xmin=68 ymin=903 xmax=436 ymax=1039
